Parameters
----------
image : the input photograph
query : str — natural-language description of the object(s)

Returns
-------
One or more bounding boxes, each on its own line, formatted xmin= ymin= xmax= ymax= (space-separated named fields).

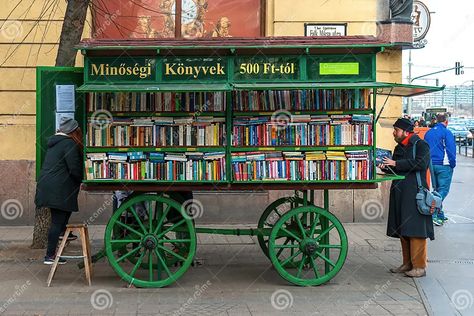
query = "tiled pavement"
xmin=0 ymin=223 xmax=427 ymax=315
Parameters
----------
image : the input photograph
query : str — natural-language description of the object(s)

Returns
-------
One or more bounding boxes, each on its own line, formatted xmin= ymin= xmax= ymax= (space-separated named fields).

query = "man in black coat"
xmin=378 ymin=118 xmax=434 ymax=278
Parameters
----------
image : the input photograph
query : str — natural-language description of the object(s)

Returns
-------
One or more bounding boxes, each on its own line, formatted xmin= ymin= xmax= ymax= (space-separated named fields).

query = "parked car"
xmin=465 ymin=119 xmax=474 ymax=131
xmin=448 ymin=124 xmax=473 ymax=145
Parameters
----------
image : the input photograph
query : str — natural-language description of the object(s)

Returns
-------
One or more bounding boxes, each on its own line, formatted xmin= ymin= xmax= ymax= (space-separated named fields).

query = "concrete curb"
xmin=414 ymin=277 xmax=433 ymax=316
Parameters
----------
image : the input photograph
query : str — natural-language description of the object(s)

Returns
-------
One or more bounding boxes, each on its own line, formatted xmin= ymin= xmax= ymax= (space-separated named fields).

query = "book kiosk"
xmin=36 ymin=37 xmax=443 ymax=287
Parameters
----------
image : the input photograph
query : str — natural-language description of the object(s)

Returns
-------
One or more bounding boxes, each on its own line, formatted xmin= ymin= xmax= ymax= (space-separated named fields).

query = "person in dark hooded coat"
xmin=378 ymin=118 xmax=434 ymax=278
xmin=35 ymin=117 xmax=83 ymax=264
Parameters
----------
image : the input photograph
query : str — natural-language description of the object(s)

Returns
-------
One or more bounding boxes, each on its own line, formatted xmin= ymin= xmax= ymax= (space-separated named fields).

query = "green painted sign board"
xmin=83 ymin=54 xmax=375 ymax=84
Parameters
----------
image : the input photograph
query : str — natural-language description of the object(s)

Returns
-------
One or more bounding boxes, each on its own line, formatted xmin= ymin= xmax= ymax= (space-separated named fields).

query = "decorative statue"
xmin=390 ymin=0 xmax=413 ymax=23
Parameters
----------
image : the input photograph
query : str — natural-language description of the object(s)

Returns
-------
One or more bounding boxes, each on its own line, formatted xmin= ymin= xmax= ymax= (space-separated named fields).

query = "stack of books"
xmin=87 ymin=117 xmax=226 ymax=147
xmin=85 ymin=152 xmax=226 ymax=181
xmin=232 ymin=89 xmax=371 ymax=111
xmin=231 ymin=150 xmax=372 ymax=181
xmin=231 ymin=115 xmax=372 ymax=146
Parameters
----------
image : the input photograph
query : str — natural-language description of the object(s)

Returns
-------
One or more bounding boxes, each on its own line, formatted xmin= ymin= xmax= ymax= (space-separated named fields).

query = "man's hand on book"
xmin=378 ymin=157 xmax=396 ymax=170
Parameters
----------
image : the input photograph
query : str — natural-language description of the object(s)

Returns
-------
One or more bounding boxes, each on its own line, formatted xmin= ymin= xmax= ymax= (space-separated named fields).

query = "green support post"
xmin=323 ymin=189 xmax=330 ymax=274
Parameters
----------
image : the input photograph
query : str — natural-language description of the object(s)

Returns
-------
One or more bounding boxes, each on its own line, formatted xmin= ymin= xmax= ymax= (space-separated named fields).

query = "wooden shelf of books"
xmin=84 ymin=89 xmax=375 ymax=185
xmin=85 ymin=91 xmax=227 ymax=183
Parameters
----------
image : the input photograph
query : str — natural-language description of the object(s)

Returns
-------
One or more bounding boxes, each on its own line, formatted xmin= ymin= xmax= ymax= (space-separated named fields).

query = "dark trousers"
xmin=46 ymin=208 xmax=72 ymax=257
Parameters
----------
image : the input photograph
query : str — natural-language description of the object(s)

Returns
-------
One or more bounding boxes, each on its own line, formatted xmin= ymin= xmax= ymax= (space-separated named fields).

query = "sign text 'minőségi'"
xmin=87 ymin=57 xmax=156 ymax=82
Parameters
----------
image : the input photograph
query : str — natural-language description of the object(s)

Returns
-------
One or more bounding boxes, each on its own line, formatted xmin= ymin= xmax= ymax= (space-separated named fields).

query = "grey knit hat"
xmin=59 ymin=117 xmax=79 ymax=134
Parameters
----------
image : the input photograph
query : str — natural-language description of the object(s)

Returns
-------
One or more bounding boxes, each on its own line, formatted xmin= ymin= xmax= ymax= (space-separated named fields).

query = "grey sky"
xmin=402 ymin=0 xmax=474 ymax=87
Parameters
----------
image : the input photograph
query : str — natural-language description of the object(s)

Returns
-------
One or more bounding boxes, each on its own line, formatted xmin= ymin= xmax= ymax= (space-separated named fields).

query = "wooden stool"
xmin=46 ymin=224 xmax=92 ymax=287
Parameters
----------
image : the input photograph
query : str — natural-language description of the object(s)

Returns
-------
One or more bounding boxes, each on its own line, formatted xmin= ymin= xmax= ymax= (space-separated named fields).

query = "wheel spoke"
xmin=129 ymin=250 xmax=146 ymax=278
xmin=274 ymin=244 xmax=299 ymax=249
xmin=159 ymin=239 xmax=191 ymax=244
xmin=280 ymin=250 xmax=302 ymax=268
xmin=309 ymin=257 xmax=320 ymax=278
xmin=276 ymin=239 xmax=290 ymax=258
xmin=115 ymin=220 xmax=144 ymax=238
xmin=309 ymin=213 xmax=321 ymax=237
xmin=158 ymin=245 xmax=187 ymax=262
xmin=111 ymin=239 xmax=141 ymax=244
xmin=148 ymin=200 xmax=153 ymax=233
xmin=116 ymin=245 xmax=142 ymax=263
xmin=314 ymin=224 xmax=335 ymax=242
xmin=274 ymin=208 xmax=283 ymax=218
xmin=296 ymin=255 xmax=306 ymax=278
xmin=318 ymin=244 xmax=342 ymax=249
xmin=315 ymin=250 xmax=336 ymax=268
xmin=148 ymin=250 xmax=154 ymax=281
xmin=157 ymin=218 xmax=187 ymax=239
xmin=129 ymin=207 xmax=147 ymax=235
xmin=152 ymin=204 xmax=171 ymax=235
xmin=154 ymin=249 xmax=173 ymax=277
xmin=295 ymin=215 xmax=307 ymax=238
xmin=280 ymin=227 xmax=302 ymax=242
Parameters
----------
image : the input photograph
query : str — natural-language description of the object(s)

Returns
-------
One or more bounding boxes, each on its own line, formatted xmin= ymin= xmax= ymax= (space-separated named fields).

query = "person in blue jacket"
xmin=424 ymin=114 xmax=456 ymax=226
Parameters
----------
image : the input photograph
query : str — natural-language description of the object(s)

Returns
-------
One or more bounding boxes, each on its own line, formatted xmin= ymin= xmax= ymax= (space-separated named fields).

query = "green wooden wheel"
xmin=257 ymin=196 xmax=306 ymax=258
xmin=268 ymin=206 xmax=348 ymax=286
xmin=113 ymin=192 xmax=192 ymax=268
xmin=105 ymin=194 xmax=196 ymax=288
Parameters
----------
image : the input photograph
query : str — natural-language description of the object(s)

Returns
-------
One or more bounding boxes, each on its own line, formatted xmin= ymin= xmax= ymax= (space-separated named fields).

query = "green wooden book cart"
xmin=36 ymin=37 xmax=442 ymax=288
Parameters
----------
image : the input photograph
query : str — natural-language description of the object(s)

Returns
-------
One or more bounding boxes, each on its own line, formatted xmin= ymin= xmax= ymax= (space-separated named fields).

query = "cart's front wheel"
xmin=105 ymin=194 xmax=196 ymax=288
xmin=268 ymin=206 xmax=347 ymax=286
xmin=257 ymin=196 xmax=306 ymax=258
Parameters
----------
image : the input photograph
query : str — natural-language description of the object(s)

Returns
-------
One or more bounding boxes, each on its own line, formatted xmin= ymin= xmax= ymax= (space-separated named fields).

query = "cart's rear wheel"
xmin=257 ymin=196 xmax=306 ymax=258
xmin=105 ymin=194 xmax=196 ymax=288
xmin=268 ymin=206 xmax=347 ymax=286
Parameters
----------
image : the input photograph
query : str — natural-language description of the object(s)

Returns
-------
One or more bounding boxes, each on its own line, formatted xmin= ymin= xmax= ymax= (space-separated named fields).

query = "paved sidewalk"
xmin=414 ymin=155 xmax=474 ymax=316
xmin=0 ymin=223 xmax=427 ymax=316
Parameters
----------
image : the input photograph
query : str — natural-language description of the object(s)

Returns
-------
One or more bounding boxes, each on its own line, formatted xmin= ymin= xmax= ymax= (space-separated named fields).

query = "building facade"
xmin=0 ymin=0 xmax=405 ymax=225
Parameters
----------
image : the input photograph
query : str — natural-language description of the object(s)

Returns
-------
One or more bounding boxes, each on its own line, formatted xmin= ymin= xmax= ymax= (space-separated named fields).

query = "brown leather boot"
xmin=404 ymin=268 xmax=426 ymax=278
xmin=389 ymin=264 xmax=412 ymax=273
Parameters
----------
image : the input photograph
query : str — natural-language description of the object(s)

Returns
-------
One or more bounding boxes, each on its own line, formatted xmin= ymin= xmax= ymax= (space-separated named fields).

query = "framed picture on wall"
xmin=92 ymin=0 xmax=265 ymax=40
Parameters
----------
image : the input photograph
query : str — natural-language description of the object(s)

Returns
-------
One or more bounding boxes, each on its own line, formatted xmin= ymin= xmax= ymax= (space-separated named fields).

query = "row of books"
xmin=85 ymin=152 xmax=226 ymax=181
xmin=231 ymin=151 xmax=372 ymax=181
xmin=87 ymin=117 xmax=226 ymax=147
xmin=231 ymin=150 xmax=370 ymax=161
xmin=87 ymin=89 xmax=371 ymax=113
xmin=232 ymin=89 xmax=371 ymax=111
xmin=232 ymin=115 xmax=372 ymax=146
xmin=88 ymin=92 xmax=226 ymax=112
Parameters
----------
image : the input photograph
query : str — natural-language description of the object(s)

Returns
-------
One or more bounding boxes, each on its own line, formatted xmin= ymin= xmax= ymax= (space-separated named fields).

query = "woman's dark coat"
xmin=35 ymin=135 xmax=83 ymax=212
xmin=386 ymin=134 xmax=434 ymax=240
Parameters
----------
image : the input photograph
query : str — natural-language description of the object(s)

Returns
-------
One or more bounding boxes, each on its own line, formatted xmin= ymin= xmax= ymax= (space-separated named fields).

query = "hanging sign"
xmin=411 ymin=1 xmax=431 ymax=48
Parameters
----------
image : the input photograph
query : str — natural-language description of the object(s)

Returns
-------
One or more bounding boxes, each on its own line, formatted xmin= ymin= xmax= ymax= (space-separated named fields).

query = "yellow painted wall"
xmin=0 ymin=1 xmax=90 ymax=160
